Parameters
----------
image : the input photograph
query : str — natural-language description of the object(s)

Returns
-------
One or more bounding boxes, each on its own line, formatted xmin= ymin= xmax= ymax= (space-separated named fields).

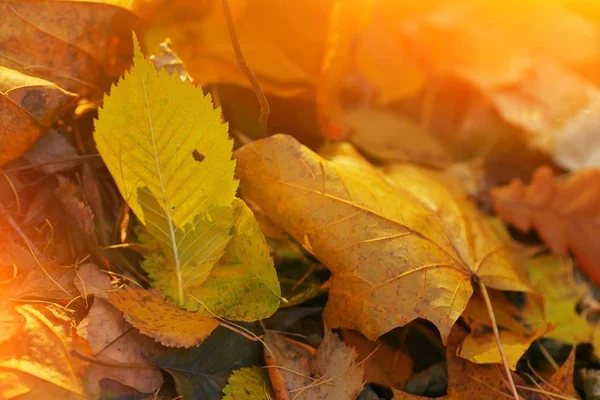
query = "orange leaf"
xmin=491 ymin=166 xmax=600 ymax=286
xmin=341 ymin=329 xmax=413 ymax=390
xmin=109 ymin=287 xmax=218 ymax=348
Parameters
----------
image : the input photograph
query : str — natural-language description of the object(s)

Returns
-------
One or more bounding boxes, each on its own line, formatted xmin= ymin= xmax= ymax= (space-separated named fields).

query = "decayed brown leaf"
xmin=141 ymin=0 xmax=330 ymax=98
xmin=264 ymin=330 xmax=365 ymax=400
xmin=76 ymin=265 xmax=163 ymax=397
xmin=341 ymin=329 xmax=413 ymax=390
xmin=1 ymin=241 xmax=78 ymax=302
xmin=0 ymin=68 xmax=77 ymax=165
xmin=235 ymin=134 xmax=531 ymax=342
xmin=109 ymin=287 xmax=218 ymax=348
xmin=0 ymin=0 xmax=141 ymax=98
xmin=491 ymin=165 xmax=600 ymax=286
xmin=0 ymin=304 xmax=91 ymax=400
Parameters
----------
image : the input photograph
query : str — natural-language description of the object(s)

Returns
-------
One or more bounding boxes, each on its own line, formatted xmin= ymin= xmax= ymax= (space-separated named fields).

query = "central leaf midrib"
xmin=140 ymin=70 xmax=183 ymax=305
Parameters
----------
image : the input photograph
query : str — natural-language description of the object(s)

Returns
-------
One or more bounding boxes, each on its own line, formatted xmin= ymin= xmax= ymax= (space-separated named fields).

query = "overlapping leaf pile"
xmin=2 ymin=0 xmax=600 ymax=399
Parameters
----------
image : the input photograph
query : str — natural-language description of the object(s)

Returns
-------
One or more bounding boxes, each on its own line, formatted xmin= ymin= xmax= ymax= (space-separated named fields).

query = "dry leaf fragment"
xmin=109 ymin=286 xmax=218 ymax=348
xmin=78 ymin=293 xmax=164 ymax=397
xmin=394 ymin=326 xmax=579 ymax=400
xmin=235 ymin=134 xmax=530 ymax=342
xmin=527 ymin=255 xmax=600 ymax=360
xmin=1 ymin=0 xmax=141 ymax=97
xmin=2 ymin=241 xmax=78 ymax=301
xmin=222 ymin=366 xmax=275 ymax=400
xmin=344 ymin=107 xmax=451 ymax=168
xmin=460 ymin=289 xmax=547 ymax=369
xmin=491 ymin=166 xmax=600 ymax=286
xmin=0 ymin=68 xmax=77 ymax=165
xmin=264 ymin=330 xmax=365 ymax=400
xmin=341 ymin=329 xmax=413 ymax=390
xmin=0 ymin=304 xmax=91 ymax=400
xmin=22 ymin=129 xmax=80 ymax=174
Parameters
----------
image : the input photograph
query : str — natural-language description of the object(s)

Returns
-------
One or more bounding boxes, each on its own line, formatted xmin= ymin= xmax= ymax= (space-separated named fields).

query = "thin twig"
xmin=477 ymin=279 xmax=520 ymax=400
xmin=0 ymin=199 xmax=41 ymax=256
xmin=2 ymin=154 xmax=100 ymax=174
xmin=221 ymin=0 xmax=270 ymax=137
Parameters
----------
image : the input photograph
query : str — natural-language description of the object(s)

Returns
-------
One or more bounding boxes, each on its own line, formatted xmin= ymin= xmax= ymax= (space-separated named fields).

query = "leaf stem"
xmin=477 ymin=279 xmax=520 ymax=400
xmin=221 ymin=0 xmax=270 ymax=137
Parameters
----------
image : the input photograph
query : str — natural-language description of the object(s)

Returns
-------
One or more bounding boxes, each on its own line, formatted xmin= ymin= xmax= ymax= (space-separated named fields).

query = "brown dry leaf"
xmin=235 ymin=134 xmax=530 ymax=342
xmin=140 ymin=0 xmax=330 ymax=98
xmin=109 ymin=286 xmax=218 ymax=348
xmin=344 ymin=107 xmax=451 ymax=168
xmin=1 ymin=0 xmax=141 ymax=98
xmin=0 ymin=304 xmax=91 ymax=400
xmin=75 ymin=265 xmax=163 ymax=395
xmin=73 ymin=263 xmax=112 ymax=300
xmin=55 ymin=176 xmax=97 ymax=247
xmin=491 ymin=165 xmax=600 ymax=286
xmin=0 ymin=68 xmax=77 ymax=165
xmin=22 ymin=129 xmax=80 ymax=174
xmin=264 ymin=330 xmax=364 ymax=400
xmin=459 ymin=290 xmax=548 ymax=369
xmin=341 ymin=329 xmax=413 ymax=390
xmin=2 ymin=241 xmax=78 ymax=302
xmin=538 ymin=348 xmax=578 ymax=399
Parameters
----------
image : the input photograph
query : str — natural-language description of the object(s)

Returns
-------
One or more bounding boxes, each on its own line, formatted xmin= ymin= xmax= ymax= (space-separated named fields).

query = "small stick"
xmin=477 ymin=278 xmax=520 ymax=400
xmin=221 ymin=0 xmax=270 ymax=137
xmin=2 ymin=154 xmax=100 ymax=174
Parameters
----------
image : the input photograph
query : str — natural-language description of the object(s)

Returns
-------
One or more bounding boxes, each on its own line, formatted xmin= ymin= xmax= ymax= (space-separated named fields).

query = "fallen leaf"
xmin=460 ymin=289 xmax=547 ymax=369
xmin=491 ymin=165 xmax=600 ymax=286
xmin=0 ymin=303 xmax=25 ymax=344
xmin=140 ymin=0 xmax=330 ymax=98
xmin=94 ymin=34 xmax=238 ymax=308
xmin=0 ymin=304 xmax=90 ymax=400
xmin=222 ymin=366 xmax=274 ymax=400
xmin=393 ymin=326 xmax=524 ymax=399
xmin=394 ymin=326 xmax=578 ymax=399
xmin=78 ymin=293 xmax=164 ymax=397
xmin=1 ymin=0 xmax=141 ymax=97
xmin=344 ymin=107 xmax=451 ymax=168
xmin=527 ymin=255 xmax=600 ymax=357
xmin=154 ymin=324 xmax=263 ymax=400
xmin=22 ymin=129 xmax=80 ymax=174
xmin=55 ymin=176 xmax=97 ymax=247
xmin=3 ymin=241 xmax=78 ymax=301
xmin=185 ymin=198 xmax=281 ymax=320
xmin=264 ymin=330 xmax=365 ymax=400
xmin=235 ymin=134 xmax=530 ymax=342
xmin=0 ymin=68 xmax=77 ymax=165
xmin=538 ymin=347 xmax=578 ymax=399
xmin=342 ymin=329 xmax=413 ymax=390
xmin=109 ymin=287 xmax=218 ymax=348
xmin=73 ymin=263 xmax=113 ymax=300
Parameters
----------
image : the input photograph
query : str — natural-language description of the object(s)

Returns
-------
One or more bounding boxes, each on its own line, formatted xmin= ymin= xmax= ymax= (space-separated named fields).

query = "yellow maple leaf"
xmin=234 ymin=134 xmax=531 ymax=342
xmin=94 ymin=34 xmax=238 ymax=307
